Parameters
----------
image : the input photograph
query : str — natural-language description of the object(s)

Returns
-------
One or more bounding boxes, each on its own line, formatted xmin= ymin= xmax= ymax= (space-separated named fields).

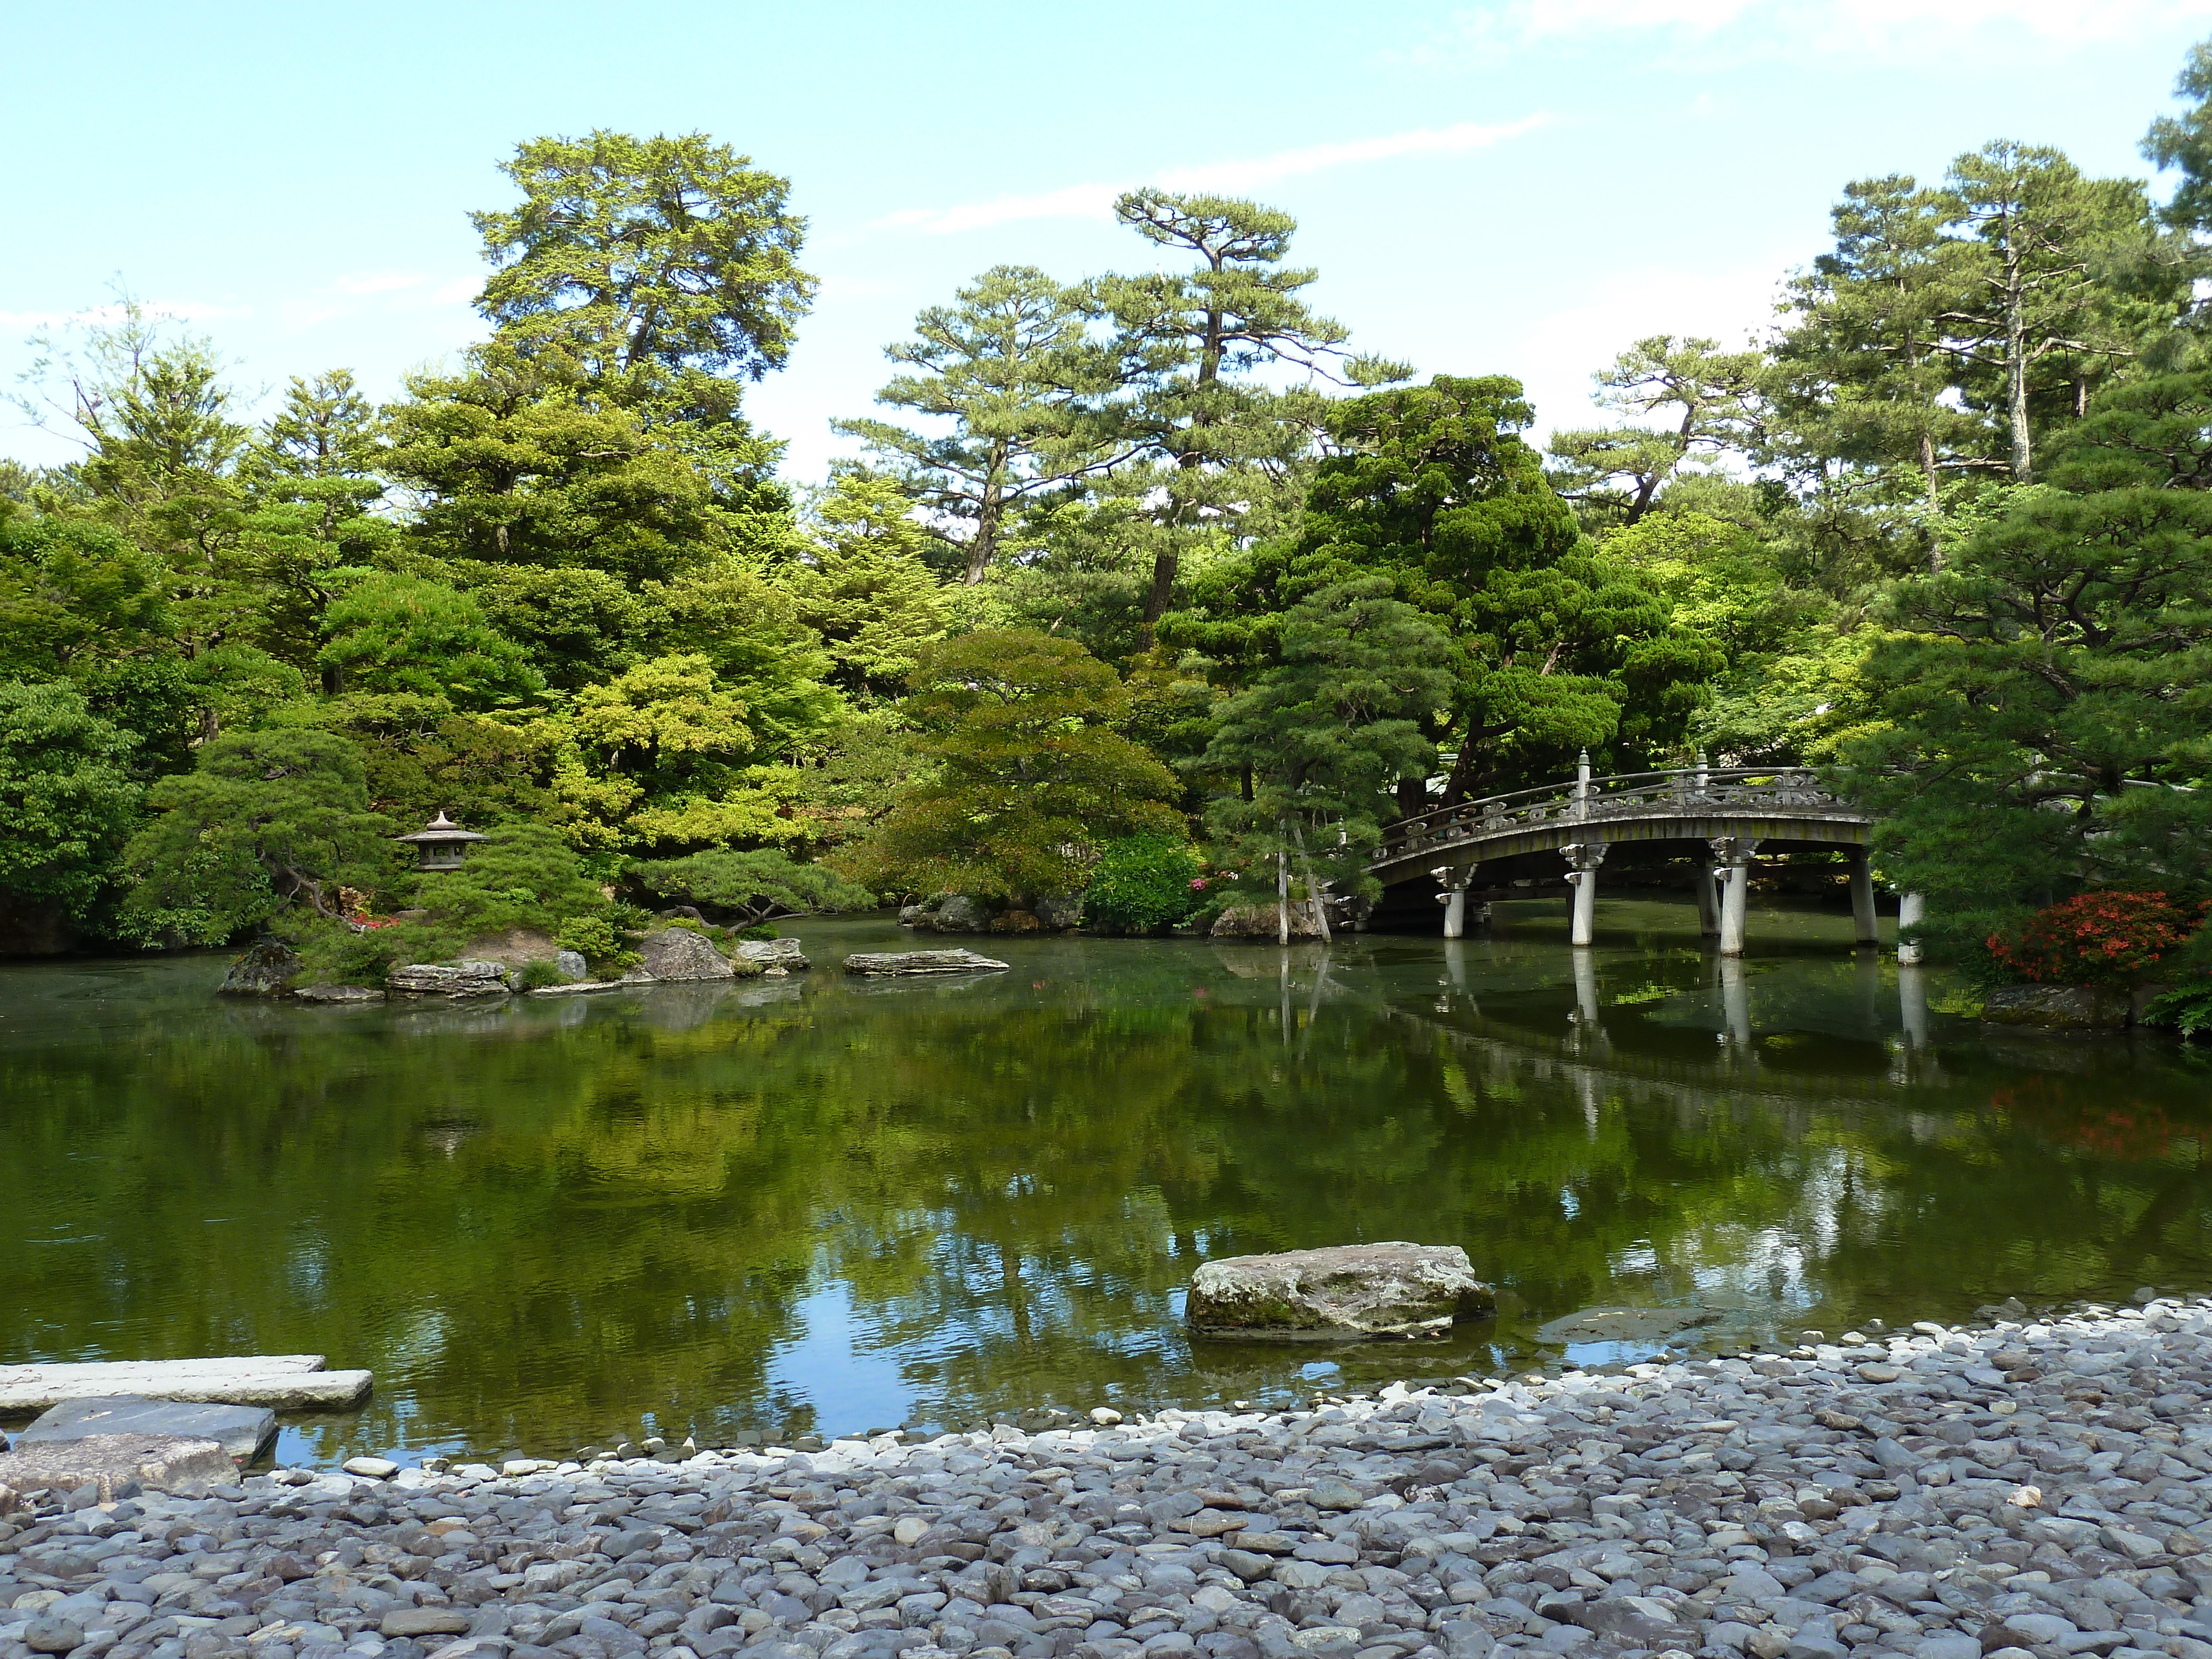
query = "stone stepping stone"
xmin=1533 ymin=1304 xmax=1723 ymax=1345
xmin=844 ymin=949 xmax=1010 ymax=975
xmin=0 ymin=1431 xmax=232 ymax=1499
xmin=0 ymin=1354 xmax=371 ymax=1412
xmin=1186 ymin=1243 xmax=1494 ymax=1340
xmin=18 ymin=1395 xmax=275 ymax=1463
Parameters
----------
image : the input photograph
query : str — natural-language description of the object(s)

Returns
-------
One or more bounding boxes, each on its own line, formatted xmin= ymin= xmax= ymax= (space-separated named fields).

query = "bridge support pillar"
xmin=1897 ymin=892 xmax=1926 ymax=966
xmin=1849 ymin=849 xmax=1878 ymax=946
xmin=1710 ymin=837 xmax=1760 ymax=956
xmin=1900 ymin=962 xmax=1929 ymax=1048
xmin=1720 ymin=953 xmax=1752 ymax=1050
xmin=1443 ymin=885 xmax=1470 ymax=940
xmin=1432 ymin=867 xmax=1474 ymax=939
xmin=1562 ymin=843 xmax=1607 ymax=947
xmin=1694 ymin=851 xmax=1720 ymax=937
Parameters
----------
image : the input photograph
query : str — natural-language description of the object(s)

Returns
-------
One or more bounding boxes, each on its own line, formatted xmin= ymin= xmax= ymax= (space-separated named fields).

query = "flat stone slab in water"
xmin=1187 ymin=1241 xmax=1494 ymax=1340
xmin=0 ymin=1432 xmax=232 ymax=1500
xmin=735 ymin=937 xmax=810 ymax=970
xmin=844 ymin=949 xmax=1010 ymax=975
xmin=18 ymin=1396 xmax=275 ymax=1463
xmin=0 ymin=1355 xmax=372 ymax=1413
xmin=1535 ymin=1303 xmax=1723 ymax=1344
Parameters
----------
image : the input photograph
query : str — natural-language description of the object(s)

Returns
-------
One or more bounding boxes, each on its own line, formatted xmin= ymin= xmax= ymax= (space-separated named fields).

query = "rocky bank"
xmin=7 ymin=1300 xmax=2212 ymax=1659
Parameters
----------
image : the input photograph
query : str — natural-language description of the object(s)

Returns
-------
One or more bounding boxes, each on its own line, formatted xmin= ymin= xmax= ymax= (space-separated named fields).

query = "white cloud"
xmin=429 ymin=275 xmax=482 ymax=305
xmin=882 ymin=117 xmax=1548 ymax=236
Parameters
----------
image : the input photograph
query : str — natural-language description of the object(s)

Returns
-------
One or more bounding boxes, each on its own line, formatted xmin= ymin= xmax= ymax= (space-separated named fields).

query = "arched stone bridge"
xmin=1370 ymin=759 xmax=1897 ymax=955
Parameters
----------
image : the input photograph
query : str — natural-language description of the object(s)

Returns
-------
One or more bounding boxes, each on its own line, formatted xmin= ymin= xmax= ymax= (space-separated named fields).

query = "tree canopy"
xmin=7 ymin=55 xmax=2212 ymax=968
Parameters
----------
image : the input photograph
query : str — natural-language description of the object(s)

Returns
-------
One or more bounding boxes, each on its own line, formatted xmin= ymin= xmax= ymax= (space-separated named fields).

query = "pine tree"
xmin=1845 ymin=366 xmax=2212 ymax=956
xmin=1545 ymin=336 xmax=1764 ymax=526
xmin=1097 ymin=191 xmax=1406 ymax=631
xmin=1199 ymin=580 xmax=1453 ymax=924
xmin=834 ymin=266 xmax=1119 ymax=585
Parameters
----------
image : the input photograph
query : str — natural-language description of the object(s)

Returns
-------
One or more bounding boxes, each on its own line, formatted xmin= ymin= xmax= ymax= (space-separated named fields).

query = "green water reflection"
xmin=2 ymin=900 xmax=2206 ymax=1467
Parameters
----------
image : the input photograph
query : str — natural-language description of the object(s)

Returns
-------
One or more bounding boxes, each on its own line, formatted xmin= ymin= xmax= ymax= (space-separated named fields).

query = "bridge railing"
xmin=1375 ymin=765 xmax=1856 ymax=864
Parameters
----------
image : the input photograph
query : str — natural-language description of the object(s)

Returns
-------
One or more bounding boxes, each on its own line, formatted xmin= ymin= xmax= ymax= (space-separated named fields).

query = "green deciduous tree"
xmin=0 ymin=679 xmax=142 ymax=920
xmin=317 ymin=571 xmax=546 ymax=708
xmin=0 ymin=508 xmax=170 ymax=675
xmin=472 ymin=128 xmax=814 ymax=479
xmin=1082 ymin=833 xmax=1204 ymax=933
xmin=839 ymin=630 xmax=1182 ymax=900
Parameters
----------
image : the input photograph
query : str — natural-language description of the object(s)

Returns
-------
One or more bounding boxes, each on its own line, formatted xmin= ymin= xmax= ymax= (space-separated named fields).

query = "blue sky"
xmin=4 ymin=0 xmax=2208 ymax=484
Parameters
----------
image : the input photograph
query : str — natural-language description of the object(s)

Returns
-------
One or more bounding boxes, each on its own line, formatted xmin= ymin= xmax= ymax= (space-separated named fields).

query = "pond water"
xmin=3 ymin=899 xmax=2206 ymax=1469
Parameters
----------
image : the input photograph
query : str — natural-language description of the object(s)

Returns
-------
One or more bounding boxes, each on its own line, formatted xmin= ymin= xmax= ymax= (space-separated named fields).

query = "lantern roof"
xmin=395 ymin=811 xmax=489 ymax=847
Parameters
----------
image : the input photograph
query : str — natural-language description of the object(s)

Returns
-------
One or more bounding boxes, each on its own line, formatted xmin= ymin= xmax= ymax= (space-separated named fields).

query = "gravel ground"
xmin=6 ymin=1300 xmax=2212 ymax=1659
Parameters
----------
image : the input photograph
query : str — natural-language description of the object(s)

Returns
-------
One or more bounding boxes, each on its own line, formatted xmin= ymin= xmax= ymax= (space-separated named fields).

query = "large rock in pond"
xmin=0 ymin=1433 xmax=233 ymax=1501
xmin=219 ymin=941 xmax=301 ymax=995
xmin=1033 ymin=893 xmax=1082 ymax=931
xmin=1981 ymin=983 xmax=2130 ymax=1033
xmin=388 ymin=960 xmax=511 ymax=997
xmin=736 ymin=937 xmax=810 ymax=971
xmin=1187 ymin=1242 xmax=1494 ymax=1340
xmin=844 ymin=948 xmax=1010 ymax=976
xmin=17 ymin=1396 xmax=274 ymax=1464
xmin=924 ymin=894 xmax=995 ymax=933
xmin=1209 ymin=903 xmax=1326 ymax=942
xmin=631 ymin=927 xmax=735 ymax=982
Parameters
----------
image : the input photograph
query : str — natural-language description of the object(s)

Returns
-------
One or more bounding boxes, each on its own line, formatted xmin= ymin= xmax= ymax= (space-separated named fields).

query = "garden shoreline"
xmin=6 ymin=1300 xmax=2212 ymax=1659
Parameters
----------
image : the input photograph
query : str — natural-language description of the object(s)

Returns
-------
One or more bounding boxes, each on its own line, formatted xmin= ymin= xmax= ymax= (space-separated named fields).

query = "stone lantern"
xmin=396 ymin=810 xmax=488 ymax=873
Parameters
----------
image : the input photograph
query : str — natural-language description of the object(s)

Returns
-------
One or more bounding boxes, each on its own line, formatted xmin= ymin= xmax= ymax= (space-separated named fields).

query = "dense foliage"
xmin=1082 ymin=834 xmax=1205 ymax=933
xmin=1984 ymin=892 xmax=2206 ymax=987
xmin=7 ymin=48 xmax=2212 ymax=971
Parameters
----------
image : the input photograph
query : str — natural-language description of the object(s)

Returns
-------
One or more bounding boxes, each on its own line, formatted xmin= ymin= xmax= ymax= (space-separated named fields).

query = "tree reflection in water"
xmin=1 ymin=902 xmax=2205 ymax=1465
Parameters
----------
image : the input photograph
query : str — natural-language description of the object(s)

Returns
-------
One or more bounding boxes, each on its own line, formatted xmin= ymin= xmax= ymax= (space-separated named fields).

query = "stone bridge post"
xmin=1562 ymin=842 xmax=1607 ymax=947
xmin=1694 ymin=847 xmax=1721 ymax=937
xmin=1433 ymin=867 xmax=1473 ymax=940
xmin=1849 ymin=849 xmax=1879 ymax=946
xmin=1896 ymin=892 xmax=1926 ymax=965
xmin=1710 ymin=837 xmax=1761 ymax=956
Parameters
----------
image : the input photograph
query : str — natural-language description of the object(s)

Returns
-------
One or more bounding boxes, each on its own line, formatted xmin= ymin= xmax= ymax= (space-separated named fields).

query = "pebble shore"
xmin=7 ymin=1301 xmax=2212 ymax=1659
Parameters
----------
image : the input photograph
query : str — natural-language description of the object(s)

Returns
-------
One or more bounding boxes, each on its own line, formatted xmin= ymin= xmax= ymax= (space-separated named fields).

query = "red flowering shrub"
xmin=1984 ymin=891 xmax=2208 ymax=987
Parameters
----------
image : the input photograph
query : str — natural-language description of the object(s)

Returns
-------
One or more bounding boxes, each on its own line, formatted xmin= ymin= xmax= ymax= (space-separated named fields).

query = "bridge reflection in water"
xmin=1373 ymin=752 xmax=1923 ymax=960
